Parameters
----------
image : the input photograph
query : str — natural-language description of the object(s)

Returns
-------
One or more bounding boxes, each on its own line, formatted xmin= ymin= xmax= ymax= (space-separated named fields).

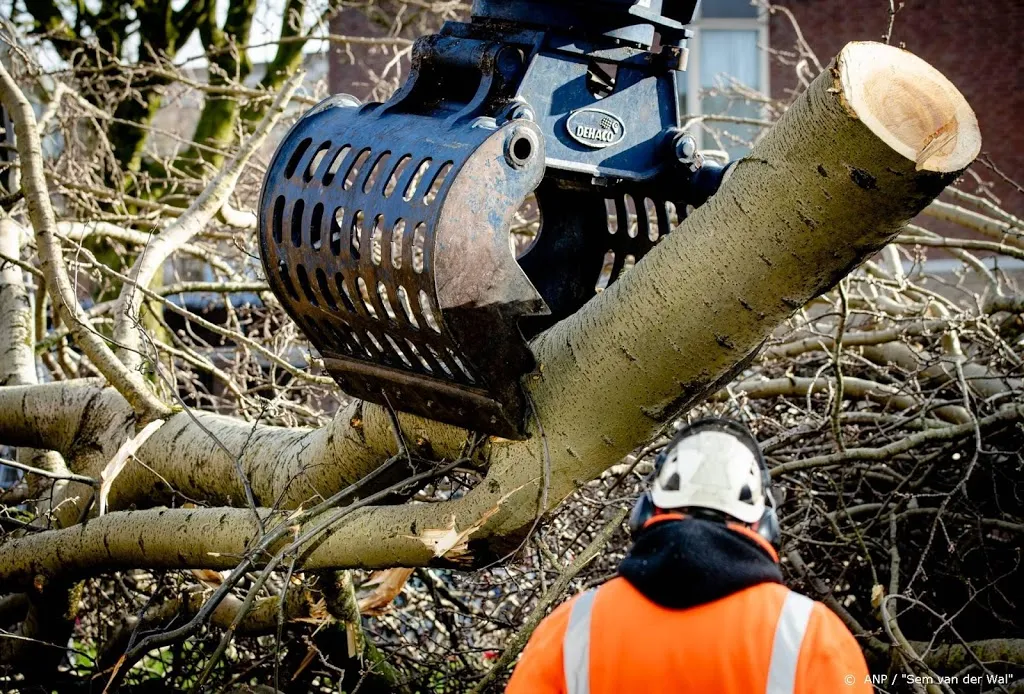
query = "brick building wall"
xmin=768 ymin=0 xmax=1024 ymax=210
xmin=327 ymin=9 xmax=392 ymax=99
xmin=327 ymin=2 xmax=1022 ymax=208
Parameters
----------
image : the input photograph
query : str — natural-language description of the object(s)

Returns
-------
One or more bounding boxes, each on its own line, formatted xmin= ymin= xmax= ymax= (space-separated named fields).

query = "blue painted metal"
xmin=0 ymin=104 xmax=14 ymax=196
xmin=258 ymin=0 xmax=730 ymax=437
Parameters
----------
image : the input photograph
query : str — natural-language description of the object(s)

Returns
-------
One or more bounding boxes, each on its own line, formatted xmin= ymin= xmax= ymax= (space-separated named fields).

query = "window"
xmin=684 ymin=0 xmax=769 ymax=160
xmin=700 ymin=0 xmax=760 ymax=19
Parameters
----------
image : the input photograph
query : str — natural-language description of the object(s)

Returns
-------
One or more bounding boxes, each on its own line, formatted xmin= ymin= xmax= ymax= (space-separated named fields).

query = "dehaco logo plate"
xmin=566 ymin=108 xmax=625 ymax=149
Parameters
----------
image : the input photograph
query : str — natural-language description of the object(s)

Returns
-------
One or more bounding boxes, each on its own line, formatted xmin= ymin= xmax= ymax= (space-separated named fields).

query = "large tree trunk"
xmin=0 ymin=42 xmax=979 ymax=584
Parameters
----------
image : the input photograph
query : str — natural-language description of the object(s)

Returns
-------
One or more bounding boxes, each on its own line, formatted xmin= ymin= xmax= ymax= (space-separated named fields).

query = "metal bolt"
xmin=677 ymin=137 xmax=696 ymax=159
xmin=672 ymin=132 xmax=703 ymax=173
xmin=503 ymin=101 xmax=535 ymax=124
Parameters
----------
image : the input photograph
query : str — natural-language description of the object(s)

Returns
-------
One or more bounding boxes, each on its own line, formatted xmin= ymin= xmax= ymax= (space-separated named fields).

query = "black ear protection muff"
xmin=627 ymin=418 xmax=780 ymax=546
xmin=627 ymin=440 xmax=672 ymax=537
xmin=627 ymin=486 xmax=657 ymax=537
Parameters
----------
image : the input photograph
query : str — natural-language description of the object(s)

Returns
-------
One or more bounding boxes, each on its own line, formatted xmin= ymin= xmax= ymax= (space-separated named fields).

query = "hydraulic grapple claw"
xmin=258 ymin=0 xmax=730 ymax=437
xmin=259 ymin=97 xmax=548 ymax=438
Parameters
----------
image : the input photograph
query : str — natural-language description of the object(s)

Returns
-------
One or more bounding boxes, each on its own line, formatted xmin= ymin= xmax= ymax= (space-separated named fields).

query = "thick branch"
xmin=912 ymin=639 xmax=1024 ymax=672
xmin=923 ymin=199 xmax=1024 ymax=251
xmin=725 ymin=375 xmax=972 ymax=423
xmin=0 ymin=380 xmax=467 ymax=510
xmin=0 ymin=42 xmax=981 ymax=573
xmin=487 ymin=41 xmax=980 ymax=540
xmin=0 ymin=217 xmax=33 ymax=386
xmin=0 ymin=496 xmax=491 ymax=592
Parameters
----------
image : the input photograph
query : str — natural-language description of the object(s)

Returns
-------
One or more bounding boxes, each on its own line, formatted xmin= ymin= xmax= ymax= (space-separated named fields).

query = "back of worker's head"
xmin=628 ymin=418 xmax=779 ymax=545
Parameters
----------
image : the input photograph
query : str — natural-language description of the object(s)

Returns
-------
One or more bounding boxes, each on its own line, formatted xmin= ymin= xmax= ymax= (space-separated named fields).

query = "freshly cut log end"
xmin=838 ymin=41 xmax=980 ymax=173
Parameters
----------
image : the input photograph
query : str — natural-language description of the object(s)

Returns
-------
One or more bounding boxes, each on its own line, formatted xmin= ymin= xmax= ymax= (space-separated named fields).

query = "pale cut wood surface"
xmin=839 ymin=41 xmax=981 ymax=173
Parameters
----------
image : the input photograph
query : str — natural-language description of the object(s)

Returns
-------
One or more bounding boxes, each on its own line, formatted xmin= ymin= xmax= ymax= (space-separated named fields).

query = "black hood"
xmin=618 ymin=518 xmax=783 ymax=610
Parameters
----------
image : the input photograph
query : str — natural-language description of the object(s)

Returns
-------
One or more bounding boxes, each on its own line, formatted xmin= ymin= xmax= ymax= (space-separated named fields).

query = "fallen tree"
xmin=3 ymin=15 xmax=1021 ymax=693
xmin=0 ymin=39 xmax=981 ymax=574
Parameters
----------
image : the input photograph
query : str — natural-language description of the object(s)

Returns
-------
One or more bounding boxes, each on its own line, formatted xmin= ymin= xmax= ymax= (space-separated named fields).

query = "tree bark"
xmin=0 ymin=61 xmax=170 ymax=422
xmin=0 ymin=42 xmax=980 ymax=581
xmin=0 ymin=213 xmax=80 ymax=682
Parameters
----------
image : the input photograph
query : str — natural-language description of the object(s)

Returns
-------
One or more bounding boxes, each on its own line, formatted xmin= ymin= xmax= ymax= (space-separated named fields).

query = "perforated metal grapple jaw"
xmin=258 ymin=0 xmax=730 ymax=438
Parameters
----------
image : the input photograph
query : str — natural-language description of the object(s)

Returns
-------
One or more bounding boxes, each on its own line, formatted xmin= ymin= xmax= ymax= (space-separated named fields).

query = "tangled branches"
xmin=0 ymin=1 xmax=1021 ymax=693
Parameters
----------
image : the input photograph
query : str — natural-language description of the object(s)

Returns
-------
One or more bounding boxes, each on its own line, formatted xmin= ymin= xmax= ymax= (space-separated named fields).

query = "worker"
xmin=506 ymin=417 xmax=872 ymax=694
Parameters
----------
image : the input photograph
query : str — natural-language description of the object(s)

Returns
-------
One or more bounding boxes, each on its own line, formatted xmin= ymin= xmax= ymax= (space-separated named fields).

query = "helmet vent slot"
xmin=662 ymin=472 xmax=681 ymax=491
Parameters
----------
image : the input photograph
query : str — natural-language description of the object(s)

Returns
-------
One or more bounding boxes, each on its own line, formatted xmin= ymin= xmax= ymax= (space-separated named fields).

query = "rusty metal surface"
xmin=258 ymin=93 xmax=547 ymax=438
xmin=257 ymin=1 xmax=727 ymax=438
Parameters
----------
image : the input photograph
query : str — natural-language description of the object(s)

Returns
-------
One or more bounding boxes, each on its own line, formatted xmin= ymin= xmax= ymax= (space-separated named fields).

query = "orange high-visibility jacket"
xmin=506 ymin=519 xmax=871 ymax=694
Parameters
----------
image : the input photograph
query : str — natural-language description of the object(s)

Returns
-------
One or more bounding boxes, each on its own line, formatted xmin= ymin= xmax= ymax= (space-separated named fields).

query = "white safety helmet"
xmin=629 ymin=418 xmax=778 ymax=542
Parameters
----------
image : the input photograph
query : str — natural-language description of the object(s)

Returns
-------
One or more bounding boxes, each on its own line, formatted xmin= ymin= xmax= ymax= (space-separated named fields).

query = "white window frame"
xmin=685 ymin=4 xmax=770 ymax=153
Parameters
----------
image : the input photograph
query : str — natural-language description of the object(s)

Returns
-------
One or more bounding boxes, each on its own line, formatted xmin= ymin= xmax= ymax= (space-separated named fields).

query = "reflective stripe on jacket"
xmin=506 ymin=575 xmax=871 ymax=694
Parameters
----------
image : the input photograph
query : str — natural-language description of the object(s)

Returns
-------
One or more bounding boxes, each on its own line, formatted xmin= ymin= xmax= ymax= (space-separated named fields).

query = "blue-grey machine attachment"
xmin=0 ymin=104 xmax=15 ymax=196
xmin=257 ymin=0 xmax=731 ymax=438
